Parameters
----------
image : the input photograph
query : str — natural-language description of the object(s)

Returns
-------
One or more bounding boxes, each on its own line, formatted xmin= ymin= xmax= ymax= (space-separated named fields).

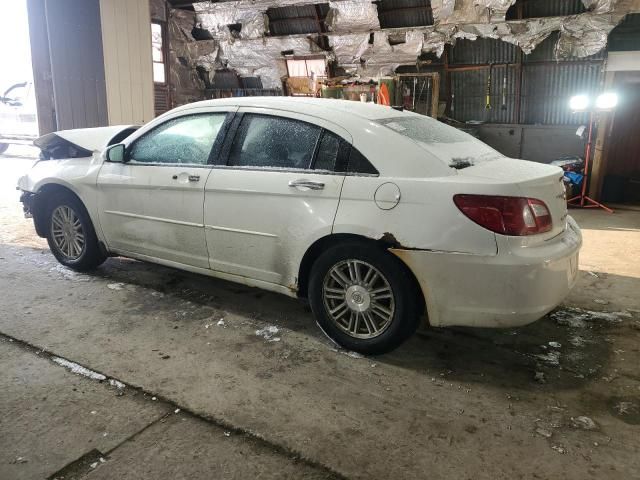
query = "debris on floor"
xmin=52 ymin=357 xmax=107 ymax=381
xmin=534 ymin=371 xmax=546 ymax=383
xmin=535 ymin=351 xmax=561 ymax=367
xmin=343 ymin=350 xmax=364 ymax=359
xmin=109 ymin=379 xmax=125 ymax=390
xmin=551 ymin=307 xmax=631 ymax=328
xmin=50 ymin=264 xmax=90 ymax=282
xmin=610 ymin=399 xmax=640 ymax=424
xmin=569 ymin=336 xmax=588 ymax=347
xmin=535 ymin=427 xmax=553 ymax=438
xmin=551 ymin=445 xmax=566 ymax=454
xmin=107 ymin=282 xmax=126 ymax=291
xmin=255 ymin=325 xmax=280 ymax=342
xmin=571 ymin=416 xmax=597 ymax=430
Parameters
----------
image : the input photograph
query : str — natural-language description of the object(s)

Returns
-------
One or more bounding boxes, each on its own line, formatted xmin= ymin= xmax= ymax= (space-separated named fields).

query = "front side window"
xmin=129 ymin=114 xmax=226 ymax=165
xmin=228 ymin=114 xmax=321 ymax=169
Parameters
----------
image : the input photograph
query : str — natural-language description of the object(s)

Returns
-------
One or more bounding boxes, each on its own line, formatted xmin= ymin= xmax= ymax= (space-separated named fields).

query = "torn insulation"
xmin=326 ymin=0 xmax=381 ymax=32
xmin=161 ymin=0 xmax=635 ymax=98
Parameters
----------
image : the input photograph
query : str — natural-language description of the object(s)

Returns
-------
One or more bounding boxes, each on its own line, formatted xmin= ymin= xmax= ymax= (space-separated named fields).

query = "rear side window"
xmin=129 ymin=114 xmax=226 ymax=165
xmin=313 ymin=131 xmax=341 ymax=171
xmin=378 ymin=116 xmax=475 ymax=144
xmin=375 ymin=115 xmax=501 ymax=167
xmin=228 ymin=114 xmax=321 ymax=169
xmin=347 ymin=147 xmax=378 ymax=175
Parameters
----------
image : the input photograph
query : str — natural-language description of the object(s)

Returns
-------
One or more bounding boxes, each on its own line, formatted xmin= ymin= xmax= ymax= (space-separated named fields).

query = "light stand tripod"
xmin=567 ymin=110 xmax=614 ymax=213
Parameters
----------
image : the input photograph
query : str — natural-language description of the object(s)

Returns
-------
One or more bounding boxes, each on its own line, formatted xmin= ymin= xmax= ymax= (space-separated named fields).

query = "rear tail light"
xmin=453 ymin=194 xmax=552 ymax=236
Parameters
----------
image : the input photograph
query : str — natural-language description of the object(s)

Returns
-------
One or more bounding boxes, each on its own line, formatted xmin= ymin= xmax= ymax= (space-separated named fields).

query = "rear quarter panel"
xmin=333 ymin=175 xmax=503 ymax=255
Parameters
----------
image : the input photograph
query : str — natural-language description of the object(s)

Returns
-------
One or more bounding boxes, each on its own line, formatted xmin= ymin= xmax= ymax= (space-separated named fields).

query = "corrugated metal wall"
xmin=376 ymin=0 xmax=433 ymax=28
xmin=450 ymin=38 xmax=517 ymax=65
xmin=447 ymin=36 xmax=604 ymax=125
xmin=267 ymin=4 xmax=329 ymax=35
xmin=45 ymin=0 xmax=108 ymax=130
xmin=521 ymin=0 xmax=585 ymax=19
xmin=521 ymin=63 xmax=601 ymax=124
xmin=451 ymin=65 xmax=518 ymax=124
xmin=608 ymin=12 xmax=640 ymax=51
xmin=99 ymin=0 xmax=155 ymax=125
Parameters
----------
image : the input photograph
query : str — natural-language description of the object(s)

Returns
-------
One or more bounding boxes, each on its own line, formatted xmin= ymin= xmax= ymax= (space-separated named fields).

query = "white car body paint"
xmin=19 ymin=97 xmax=582 ymax=328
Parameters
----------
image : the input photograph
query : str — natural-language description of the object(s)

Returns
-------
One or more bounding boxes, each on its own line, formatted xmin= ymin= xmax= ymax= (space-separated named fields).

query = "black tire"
xmin=0 ymin=143 xmax=8 ymax=154
xmin=45 ymin=192 xmax=107 ymax=271
xmin=308 ymin=241 xmax=421 ymax=355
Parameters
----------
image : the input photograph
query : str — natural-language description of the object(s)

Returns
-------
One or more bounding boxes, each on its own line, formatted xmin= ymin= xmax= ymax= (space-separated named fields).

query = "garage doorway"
xmin=601 ymin=72 xmax=640 ymax=206
xmin=1 ymin=0 xmax=38 ymax=155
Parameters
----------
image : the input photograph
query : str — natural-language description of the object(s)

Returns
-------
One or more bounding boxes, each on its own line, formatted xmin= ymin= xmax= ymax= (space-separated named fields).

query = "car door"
xmin=96 ymin=111 xmax=231 ymax=268
xmin=204 ymin=109 xmax=351 ymax=287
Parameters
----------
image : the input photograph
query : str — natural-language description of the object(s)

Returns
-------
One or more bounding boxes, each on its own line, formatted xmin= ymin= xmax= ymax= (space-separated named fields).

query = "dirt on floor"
xmin=1 ymin=155 xmax=640 ymax=480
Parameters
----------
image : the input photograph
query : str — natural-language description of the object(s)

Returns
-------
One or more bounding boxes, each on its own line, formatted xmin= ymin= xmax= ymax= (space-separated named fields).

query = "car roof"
xmin=155 ymin=97 xmax=455 ymax=178
xmin=174 ymin=97 xmax=408 ymax=122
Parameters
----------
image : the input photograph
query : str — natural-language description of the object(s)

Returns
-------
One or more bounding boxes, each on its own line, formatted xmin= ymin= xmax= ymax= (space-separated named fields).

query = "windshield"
xmin=376 ymin=116 xmax=502 ymax=168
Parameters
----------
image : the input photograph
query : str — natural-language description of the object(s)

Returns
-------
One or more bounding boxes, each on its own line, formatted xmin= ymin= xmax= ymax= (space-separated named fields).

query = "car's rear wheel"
xmin=45 ymin=192 xmax=106 ymax=271
xmin=308 ymin=242 xmax=421 ymax=355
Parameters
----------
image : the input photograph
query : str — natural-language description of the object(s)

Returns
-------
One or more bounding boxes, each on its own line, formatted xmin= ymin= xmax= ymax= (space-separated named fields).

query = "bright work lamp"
xmin=595 ymin=92 xmax=618 ymax=110
xmin=569 ymin=94 xmax=590 ymax=112
xmin=566 ymin=91 xmax=619 ymax=213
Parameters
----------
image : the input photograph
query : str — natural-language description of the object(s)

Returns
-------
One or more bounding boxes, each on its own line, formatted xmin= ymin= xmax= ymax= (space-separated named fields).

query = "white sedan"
xmin=18 ymin=98 xmax=582 ymax=354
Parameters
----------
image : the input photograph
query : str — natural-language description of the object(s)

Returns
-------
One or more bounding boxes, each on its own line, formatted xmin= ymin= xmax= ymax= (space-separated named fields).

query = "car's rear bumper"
xmin=391 ymin=216 xmax=582 ymax=328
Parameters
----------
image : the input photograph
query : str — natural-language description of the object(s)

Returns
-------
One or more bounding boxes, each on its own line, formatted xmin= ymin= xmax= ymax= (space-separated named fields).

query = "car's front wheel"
xmin=308 ymin=242 xmax=421 ymax=355
xmin=45 ymin=192 xmax=107 ymax=271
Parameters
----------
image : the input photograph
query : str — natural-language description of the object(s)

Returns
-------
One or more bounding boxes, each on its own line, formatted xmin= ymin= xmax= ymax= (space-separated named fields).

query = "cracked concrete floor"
xmin=1 ymin=154 xmax=640 ymax=479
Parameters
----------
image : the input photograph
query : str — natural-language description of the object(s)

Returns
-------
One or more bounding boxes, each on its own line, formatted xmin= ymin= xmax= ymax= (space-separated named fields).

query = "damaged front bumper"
xmin=391 ymin=216 xmax=583 ymax=329
xmin=19 ymin=190 xmax=36 ymax=219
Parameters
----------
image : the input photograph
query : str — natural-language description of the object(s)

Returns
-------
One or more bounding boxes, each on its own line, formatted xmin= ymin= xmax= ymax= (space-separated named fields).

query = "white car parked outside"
xmin=18 ymin=98 xmax=582 ymax=354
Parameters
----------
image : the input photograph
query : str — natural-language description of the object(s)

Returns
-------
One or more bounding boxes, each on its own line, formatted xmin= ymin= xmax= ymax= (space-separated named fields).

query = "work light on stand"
xmin=566 ymin=92 xmax=618 ymax=214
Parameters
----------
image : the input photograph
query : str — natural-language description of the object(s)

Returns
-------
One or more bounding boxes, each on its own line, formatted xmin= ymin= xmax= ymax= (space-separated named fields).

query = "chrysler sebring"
xmin=17 ymin=98 xmax=582 ymax=354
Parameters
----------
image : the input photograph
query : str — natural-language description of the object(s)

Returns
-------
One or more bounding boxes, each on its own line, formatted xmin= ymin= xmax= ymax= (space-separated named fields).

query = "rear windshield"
xmin=376 ymin=116 xmax=502 ymax=168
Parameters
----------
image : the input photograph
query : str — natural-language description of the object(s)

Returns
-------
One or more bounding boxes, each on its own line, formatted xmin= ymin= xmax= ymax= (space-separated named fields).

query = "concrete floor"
xmin=1 ymin=152 xmax=640 ymax=479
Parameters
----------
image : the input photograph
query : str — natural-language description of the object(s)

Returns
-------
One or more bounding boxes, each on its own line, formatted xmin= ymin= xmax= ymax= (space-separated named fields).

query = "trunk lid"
xmin=458 ymin=158 xmax=568 ymax=241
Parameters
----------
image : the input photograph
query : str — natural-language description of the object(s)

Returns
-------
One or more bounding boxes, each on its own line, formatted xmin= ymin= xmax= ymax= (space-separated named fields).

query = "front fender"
xmin=18 ymin=155 xmax=105 ymax=241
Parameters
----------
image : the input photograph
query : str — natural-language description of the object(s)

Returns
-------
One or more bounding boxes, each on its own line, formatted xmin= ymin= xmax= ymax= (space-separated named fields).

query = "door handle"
xmin=288 ymin=179 xmax=325 ymax=190
xmin=188 ymin=175 xmax=200 ymax=182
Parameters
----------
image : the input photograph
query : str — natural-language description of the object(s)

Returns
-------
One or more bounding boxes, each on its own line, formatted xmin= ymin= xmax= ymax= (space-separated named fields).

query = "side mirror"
xmin=105 ymin=143 xmax=126 ymax=163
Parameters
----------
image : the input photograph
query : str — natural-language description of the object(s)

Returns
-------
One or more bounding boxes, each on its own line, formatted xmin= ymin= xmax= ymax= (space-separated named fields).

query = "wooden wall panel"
xmin=99 ymin=0 xmax=154 ymax=125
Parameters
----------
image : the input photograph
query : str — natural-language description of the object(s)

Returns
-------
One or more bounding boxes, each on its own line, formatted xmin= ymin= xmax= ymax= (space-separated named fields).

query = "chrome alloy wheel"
xmin=322 ymin=259 xmax=395 ymax=339
xmin=51 ymin=205 xmax=85 ymax=260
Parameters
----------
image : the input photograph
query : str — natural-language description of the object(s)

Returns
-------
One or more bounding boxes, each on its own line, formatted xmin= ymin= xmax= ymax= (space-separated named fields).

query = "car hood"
xmin=34 ymin=125 xmax=138 ymax=158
